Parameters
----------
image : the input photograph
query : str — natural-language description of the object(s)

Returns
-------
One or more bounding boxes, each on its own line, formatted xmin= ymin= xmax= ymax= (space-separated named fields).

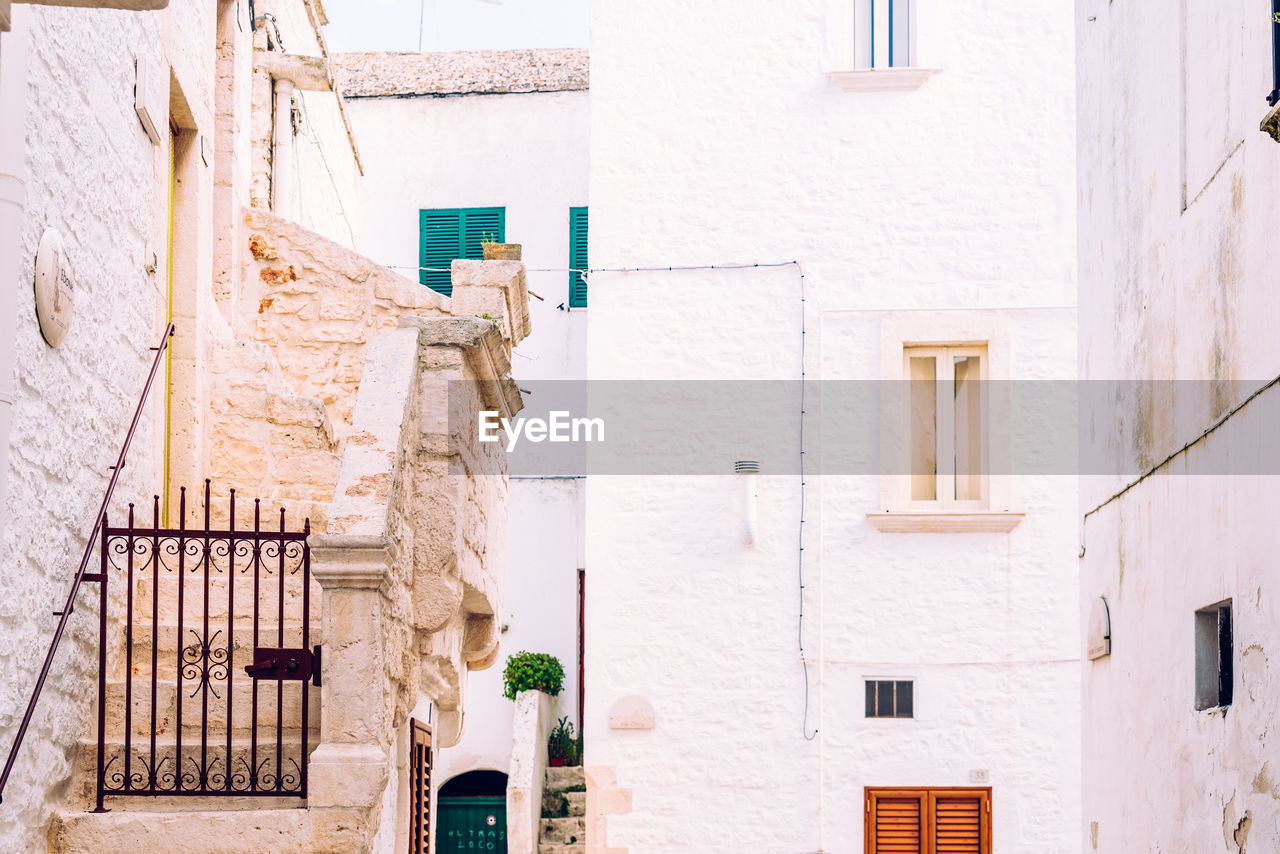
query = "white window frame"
xmin=853 ymin=0 xmax=916 ymax=69
xmin=826 ymin=0 xmax=935 ymax=91
xmin=869 ymin=313 xmax=1022 ymax=532
xmin=902 ymin=344 xmax=989 ymax=511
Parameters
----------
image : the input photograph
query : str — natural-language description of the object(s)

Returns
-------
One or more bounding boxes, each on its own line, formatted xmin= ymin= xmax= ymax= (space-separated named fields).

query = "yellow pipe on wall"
xmin=163 ymin=125 xmax=175 ymax=525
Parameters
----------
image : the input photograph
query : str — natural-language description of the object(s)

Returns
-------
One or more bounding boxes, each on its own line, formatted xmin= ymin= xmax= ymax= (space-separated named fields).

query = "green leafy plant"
xmin=480 ymin=231 xmax=498 ymax=244
xmin=566 ymin=732 xmax=584 ymax=767
xmin=474 ymin=312 xmax=494 ymax=321
xmin=502 ymin=651 xmax=564 ymax=700
xmin=548 ymin=715 xmax=575 ymax=765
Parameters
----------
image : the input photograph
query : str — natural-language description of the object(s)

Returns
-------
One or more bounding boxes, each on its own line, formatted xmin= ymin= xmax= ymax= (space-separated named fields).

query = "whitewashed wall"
xmin=347 ymin=88 xmax=589 ymax=378
xmin=0 ymin=3 xmax=211 ymax=851
xmin=585 ymin=0 xmax=1078 ymax=851
xmin=1078 ymin=0 xmax=1280 ymax=850
xmin=346 ymin=85 xmax=589 ymax=789
xmin=257 ymin=0 xmax=362 ymax=250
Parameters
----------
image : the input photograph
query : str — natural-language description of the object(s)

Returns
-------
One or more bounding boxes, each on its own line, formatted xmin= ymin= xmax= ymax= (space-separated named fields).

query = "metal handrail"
xmin=0 ymin=322 xmax=174 ymax=803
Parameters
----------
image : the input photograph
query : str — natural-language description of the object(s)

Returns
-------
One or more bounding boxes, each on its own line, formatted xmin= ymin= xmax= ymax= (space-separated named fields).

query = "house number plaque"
xmin=34 ymin=228 xmax=76 ymax=348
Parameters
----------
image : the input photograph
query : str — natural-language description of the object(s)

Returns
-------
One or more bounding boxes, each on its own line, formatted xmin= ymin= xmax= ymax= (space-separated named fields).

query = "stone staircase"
xmin=47 ymin=529 xmax=336 ymax=853
xmin=539 ymin=765 xmax=586 ymax=853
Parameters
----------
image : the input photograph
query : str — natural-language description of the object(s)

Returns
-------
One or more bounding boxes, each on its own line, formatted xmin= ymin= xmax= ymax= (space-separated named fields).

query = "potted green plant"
xmin=502 ymin=651 xmax=565 ymax=700
xmin=548 ymin=716 xmax=575 ymax=767
xmin=480 ymin=231 xmax=522 ymax=261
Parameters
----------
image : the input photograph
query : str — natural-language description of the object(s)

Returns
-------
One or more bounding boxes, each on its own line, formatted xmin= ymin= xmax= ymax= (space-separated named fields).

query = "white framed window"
xmin=903 ymin=344 xmax=987 ymax=508
xmin=854 ymin=0 xmax=913 ymax=68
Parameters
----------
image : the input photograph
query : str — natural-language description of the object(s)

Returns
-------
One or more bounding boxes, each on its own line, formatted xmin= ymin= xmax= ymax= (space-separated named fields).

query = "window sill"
xmin=865 ymin=511 xmax=1025 ymax=534
xmin=827 ymin=67 xmax=938 ymax=92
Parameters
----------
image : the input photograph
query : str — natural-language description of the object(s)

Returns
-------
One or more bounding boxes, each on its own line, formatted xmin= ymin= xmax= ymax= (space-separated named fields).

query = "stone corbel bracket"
xmin=255 ymin=48 xmax=331 ymax=92
xmin=253 ymin=47 xmax=364 ymax=174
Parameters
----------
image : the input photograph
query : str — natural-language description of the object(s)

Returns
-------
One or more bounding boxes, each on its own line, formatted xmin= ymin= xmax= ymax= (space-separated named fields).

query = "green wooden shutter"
xmin=419 ymin=207 xmax=506 ymax=297
xmin=568 ymin=206 xmax=588 ymax=307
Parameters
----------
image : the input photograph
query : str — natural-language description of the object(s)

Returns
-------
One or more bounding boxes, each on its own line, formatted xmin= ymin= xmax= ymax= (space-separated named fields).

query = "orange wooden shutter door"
xmin=868 ymin=790 xmax=925 ymax=854
xmin=930 ymin=791 xmax=990 ymax=854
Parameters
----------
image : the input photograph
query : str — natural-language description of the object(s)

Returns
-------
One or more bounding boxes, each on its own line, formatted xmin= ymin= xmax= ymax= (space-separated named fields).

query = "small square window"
xmin=865 ymin=679 xmax=913 ymax=718
xmin=1194 ymin=600 xmax=1232 ymax=710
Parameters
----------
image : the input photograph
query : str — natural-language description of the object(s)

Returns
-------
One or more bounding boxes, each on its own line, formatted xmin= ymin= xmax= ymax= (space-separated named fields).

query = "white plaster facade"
xmin=339 ymin=51 xmax=589 ymax=797
xmin=1077 ymin=1 xmax=1280 ymax=851
xmin=583 ymin=1 xmax=1079 ymax=852
xmin=0 ymin=5 xmax=206 ymax=850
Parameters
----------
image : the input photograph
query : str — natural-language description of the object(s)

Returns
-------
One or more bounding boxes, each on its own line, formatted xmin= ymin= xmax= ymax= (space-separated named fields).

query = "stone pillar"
xmin=449 ymin=260 xmax=532 ymax=352
xmin=308 ymin=533 xmax=394 ymax=810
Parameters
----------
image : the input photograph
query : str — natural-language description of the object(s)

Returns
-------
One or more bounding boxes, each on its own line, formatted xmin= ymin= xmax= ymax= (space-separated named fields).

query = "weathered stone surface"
xmin=333 ymin=49 xmax=588 ymax=99
xmin=448 ymin=260 xmax=532 ymax=352
xmin=243 ymin=207 xmax=449 ymax=430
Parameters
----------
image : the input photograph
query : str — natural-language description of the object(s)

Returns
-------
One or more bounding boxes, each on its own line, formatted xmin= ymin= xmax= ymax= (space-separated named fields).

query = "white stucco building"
xmin=1077 ymin=2 xmax=1280 ymax=851
xmin=337 ymin=47 xmax=589 ymax=843
xmin=582 ymin=1 xmax=1079 ymax=852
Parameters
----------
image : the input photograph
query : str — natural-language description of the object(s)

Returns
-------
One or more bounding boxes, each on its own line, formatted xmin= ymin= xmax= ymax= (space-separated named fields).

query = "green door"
xmin=436 ymin=796 xmax=507 ymax=853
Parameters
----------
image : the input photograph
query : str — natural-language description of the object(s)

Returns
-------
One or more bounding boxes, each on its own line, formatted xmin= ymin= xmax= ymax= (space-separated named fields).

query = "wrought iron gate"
xmin=93 ymin=482 xmax=315 ymax=808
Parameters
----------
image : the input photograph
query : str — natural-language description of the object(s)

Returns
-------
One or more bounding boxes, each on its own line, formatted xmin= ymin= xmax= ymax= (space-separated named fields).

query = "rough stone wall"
xmin=240 ymin=206 xmax=449 ymax=429
xmin=585 ymin=0 xmax=1078 ymax=851
xmin=1078 ymin=1 xmax=1280 ymax=850
xmin=0 ymin=4 xmax=210 ymax=852
xmin=201 ymin=206 xmax=454 ymax=527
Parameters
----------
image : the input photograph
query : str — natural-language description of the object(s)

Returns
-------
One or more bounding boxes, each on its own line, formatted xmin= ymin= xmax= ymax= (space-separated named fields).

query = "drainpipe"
xmin=0 ymin=10 xmax=29 ymax=555
xmin=271 ymin=77 xmax=294 ymax=220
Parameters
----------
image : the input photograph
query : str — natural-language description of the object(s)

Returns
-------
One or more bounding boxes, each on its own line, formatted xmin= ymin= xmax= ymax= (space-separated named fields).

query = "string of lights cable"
xmin=386 ymin=260 xmax=801 ymax=275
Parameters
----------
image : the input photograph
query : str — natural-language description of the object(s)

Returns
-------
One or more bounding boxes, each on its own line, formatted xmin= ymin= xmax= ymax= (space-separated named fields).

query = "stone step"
xmin=540 ymin=788 xmax=586 ymax=819
xmin=538 ymin=846 xmax=585 ymax=854
xmin=49 ymin=806 xmax=367 ymax=853
xmin=65 ymin=737 xmax=317 ymax=812
xmin=539 ymin=816 xmax=585 ymax=847
xmin=118 ymin=574 xmax=318 ymax=625
xmin=543 ymin=765 xmax=585 ymax=793
xmin=105 ymin=621 xmax=311 ymax=681
xmin=102 ymin=678 xmax=319 ymax=739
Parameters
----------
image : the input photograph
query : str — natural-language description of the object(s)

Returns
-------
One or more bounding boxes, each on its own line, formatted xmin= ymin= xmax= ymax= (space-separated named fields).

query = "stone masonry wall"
xmin=311 ymin=316 xmax=521 ymax=851
xmin=242 ymin=206 xmax=448 ymax=429
xmin=201 ymin=208 xmax=450 ymax=528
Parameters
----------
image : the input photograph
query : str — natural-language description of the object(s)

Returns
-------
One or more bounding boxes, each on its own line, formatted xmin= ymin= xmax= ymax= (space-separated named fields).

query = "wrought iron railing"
xmin=0 ymin=323 xmax=173 ymax=805
xmin=93 ymin=482 xmax=314 ymax=808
